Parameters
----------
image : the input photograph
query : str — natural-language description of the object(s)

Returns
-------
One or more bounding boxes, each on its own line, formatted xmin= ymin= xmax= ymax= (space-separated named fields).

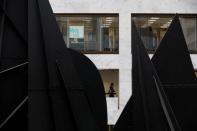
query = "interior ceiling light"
xmin=103 ymin=24 xmax=110 ymax=26
xmin=106 ymin=17 xmax=113 ymax=20
xmin=150 ymin=17 xmax=159 ymax=19
xmin=104 ymin=21 xmax=111 ymax=24
xmin=84 ymin=19 xmax=92 ymax=22
xmin=85 ymin=17 xmax=92 ymax=19
xmin=105 ymin=19 xmax=113 ymax=22
xmin=103 ymin=24 xmax=111 ymax=26
xmin=148 ymin=19 xmax=157 ymax=22
xmin=102 ymin=26 xmax=109 ymax=28
xmin=148 ymin=21 xmax=154 ymax=24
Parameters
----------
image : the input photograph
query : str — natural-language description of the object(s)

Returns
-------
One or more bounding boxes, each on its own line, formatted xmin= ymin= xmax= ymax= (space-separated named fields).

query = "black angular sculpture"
xmin=114 ymin=22 xmax=181 ymax=131
xmin=152 ymin=15 xmax=197 ymax=131
xmin=113 ymin=97 xmax=133 ymax=131
xmin=28 ymin=0 xmax=107 ymax=131
xmin=0 ymin=0 xmax=27 ymax=70
xmin=0 ymin=0 xmax=27 ymax=130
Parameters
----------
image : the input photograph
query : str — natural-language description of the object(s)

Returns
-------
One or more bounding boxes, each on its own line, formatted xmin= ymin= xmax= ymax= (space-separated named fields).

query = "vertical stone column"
xmin=115 ymin=12 xmax=132 ymax=123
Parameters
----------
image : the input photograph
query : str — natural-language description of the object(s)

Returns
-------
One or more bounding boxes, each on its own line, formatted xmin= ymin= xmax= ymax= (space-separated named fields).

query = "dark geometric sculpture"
xmin=0 ymin=0 xmax=27 ymax=130
xmin=28 ymin=0 xmax=107 ymax=131
xmin=1 ymin=0 xmax=197 ymax=131
xmin=152 ymin=15 xmax=197 ymax=131
xmin=114 ymin=21 xmax=181 ymax=131
xmin=113 ymin=97 xmax=133 ymax=131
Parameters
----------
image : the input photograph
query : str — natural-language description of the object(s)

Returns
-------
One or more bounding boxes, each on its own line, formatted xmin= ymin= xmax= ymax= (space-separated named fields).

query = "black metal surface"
xmin=0 ymin=0 xmax=27 ymax=130
xmin=28 ymin=0 xmax=107 ymax=130
xmin=152 ymin=15 xmax=197 ymax=131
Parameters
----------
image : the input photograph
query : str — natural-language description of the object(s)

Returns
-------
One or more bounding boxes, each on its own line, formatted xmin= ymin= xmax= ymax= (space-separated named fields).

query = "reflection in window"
xmin=181 ymin=17 xmax=197 ymax=53
xmin=56 ymin=15 xmax=119 ymax=53
xmin=132 ymin=15 xmax=197 ymax=53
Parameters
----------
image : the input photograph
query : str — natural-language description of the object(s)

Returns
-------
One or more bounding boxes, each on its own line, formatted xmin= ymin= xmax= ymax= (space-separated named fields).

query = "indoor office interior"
xmin=56 ymin=14 xmax=197 ymax=54
xmin=56 ymin=14 xmax=119 ymax=54
xmin=132 ymin=14 xmax=197 ymax=54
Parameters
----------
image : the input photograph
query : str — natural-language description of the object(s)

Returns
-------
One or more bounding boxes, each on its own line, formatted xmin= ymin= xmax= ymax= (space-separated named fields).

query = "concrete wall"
xmin=49 ymin=0 xmax=197 ymax=125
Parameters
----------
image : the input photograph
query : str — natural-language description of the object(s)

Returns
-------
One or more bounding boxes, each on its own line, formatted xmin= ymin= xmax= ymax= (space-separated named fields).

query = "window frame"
xmin=55 ymin=13 xmax=119 ymax=54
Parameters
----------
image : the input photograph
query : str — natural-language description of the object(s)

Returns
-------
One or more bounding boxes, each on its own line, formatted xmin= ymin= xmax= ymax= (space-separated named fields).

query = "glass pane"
xmin=132 ymin=16 xmax=173 ymax=53
xmin=132 ymin=15 xmax=197 ymax=53
xmin=181 ymin=17 xmax=197 ymax=53
xmin=56 ymin=15 xmax=119 ymax=54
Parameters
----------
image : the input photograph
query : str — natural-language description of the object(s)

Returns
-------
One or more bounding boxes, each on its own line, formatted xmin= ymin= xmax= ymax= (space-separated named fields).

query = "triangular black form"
xmin=113 ymin=97 xmax=133 ymax=131
xmin=28 ymin=0 xmax=107 ymax=131
xmin=113 ymin=21 xmax=181 ymax=131
xmin=152 ymin=15 xmax=197 ymax=131
xmin=0 ymin=0 xmax=27 ymax=130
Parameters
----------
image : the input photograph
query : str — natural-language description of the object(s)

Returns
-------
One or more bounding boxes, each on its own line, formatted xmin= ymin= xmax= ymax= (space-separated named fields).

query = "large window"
xmin=132 ymin=14 xmax=197 ymax=53
xmin=56 ymin=14 xmax=119 ymax=54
